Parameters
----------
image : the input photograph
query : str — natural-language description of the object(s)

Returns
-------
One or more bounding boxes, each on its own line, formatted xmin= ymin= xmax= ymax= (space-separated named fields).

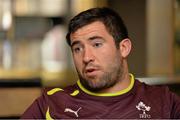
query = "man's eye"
xmin=93 ymin=42 xmax=103 ymax=48
xmin=73 ymin=47 xmax=82 ymax=53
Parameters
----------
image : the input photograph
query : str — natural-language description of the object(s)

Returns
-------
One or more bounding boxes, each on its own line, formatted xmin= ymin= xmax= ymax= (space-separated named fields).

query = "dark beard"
xmin=78 ymin=60 xmax=124 ymax=92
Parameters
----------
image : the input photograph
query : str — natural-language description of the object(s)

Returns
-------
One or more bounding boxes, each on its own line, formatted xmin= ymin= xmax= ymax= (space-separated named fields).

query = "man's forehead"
xmin=70 ymin=21 xmax=107 ymax=39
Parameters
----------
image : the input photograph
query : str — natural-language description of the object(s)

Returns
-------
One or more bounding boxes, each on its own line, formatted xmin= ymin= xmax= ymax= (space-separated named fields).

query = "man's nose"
xmin=83 ymin=48 xmax=95 ymax=64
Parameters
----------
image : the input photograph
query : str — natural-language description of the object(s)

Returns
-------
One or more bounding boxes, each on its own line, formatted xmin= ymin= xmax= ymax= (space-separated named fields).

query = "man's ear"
xmin=119 ymin=38 xmax=132 ymax=58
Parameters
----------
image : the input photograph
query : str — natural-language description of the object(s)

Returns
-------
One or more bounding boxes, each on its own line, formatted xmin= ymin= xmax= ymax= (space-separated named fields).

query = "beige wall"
xmin=146 ymin=0 xmax=174 ymax=76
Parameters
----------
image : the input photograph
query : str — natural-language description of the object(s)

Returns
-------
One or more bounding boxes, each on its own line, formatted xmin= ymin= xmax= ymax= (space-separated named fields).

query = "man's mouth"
xmin=84 ymin=68 xmax=99 ymax=77
xmin=86 ymin=68 xmax=96 ymax=72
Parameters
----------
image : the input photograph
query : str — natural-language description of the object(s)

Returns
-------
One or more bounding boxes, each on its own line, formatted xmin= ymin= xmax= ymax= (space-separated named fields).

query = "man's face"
xmin=70 ymin=21 xmax=124 ymax=91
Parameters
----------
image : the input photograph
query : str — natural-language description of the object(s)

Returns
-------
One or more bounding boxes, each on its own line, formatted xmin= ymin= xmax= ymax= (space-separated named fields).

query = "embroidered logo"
xmin=136 ymin=101 xmax=151 ymax=118
xmin=64 ymin=107 xmax=82 ymax=117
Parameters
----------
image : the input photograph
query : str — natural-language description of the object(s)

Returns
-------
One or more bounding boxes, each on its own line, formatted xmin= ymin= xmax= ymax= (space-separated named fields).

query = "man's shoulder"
xmin=135 ymin=79 xmax=180 ymax=118
xmin=135 ymin=79 xmax=171 ymax=96
xmin=42 ymin=84 xmax=78 ymax=97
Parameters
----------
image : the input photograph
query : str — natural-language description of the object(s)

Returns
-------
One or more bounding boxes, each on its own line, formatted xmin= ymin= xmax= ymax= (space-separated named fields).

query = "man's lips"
xmin=85 ymin=68 xmax=96 ymax=72
xmin=84 ymin=67 xmax=99 ymax=76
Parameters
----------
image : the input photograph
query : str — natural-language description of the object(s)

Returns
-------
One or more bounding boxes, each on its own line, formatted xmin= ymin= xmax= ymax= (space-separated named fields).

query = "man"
xmin=21 ymin=7 xmax=180 ymax=119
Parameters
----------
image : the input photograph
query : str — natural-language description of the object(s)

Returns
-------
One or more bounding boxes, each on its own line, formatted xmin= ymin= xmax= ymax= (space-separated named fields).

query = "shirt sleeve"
xmin=20 ymin=90 xmax=48 ymax=119
xmin=169 ymin=90 xmax=180 ymax=118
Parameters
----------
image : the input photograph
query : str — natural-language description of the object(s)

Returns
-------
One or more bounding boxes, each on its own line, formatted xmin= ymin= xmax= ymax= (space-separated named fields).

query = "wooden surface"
xmin=0 ymin=87 xmax=41 ymax=117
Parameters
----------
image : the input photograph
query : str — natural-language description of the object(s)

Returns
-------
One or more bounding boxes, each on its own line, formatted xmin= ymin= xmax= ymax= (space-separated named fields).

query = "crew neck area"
xmin=77 ymin=73 xmax=135 ymax=97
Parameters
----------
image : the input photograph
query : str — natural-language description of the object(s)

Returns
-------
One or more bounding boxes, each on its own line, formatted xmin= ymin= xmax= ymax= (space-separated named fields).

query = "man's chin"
xmin=81 ymin=79 xmax=107 ymax=92
xmin=84 ymin=84 xmax=105 ymax=92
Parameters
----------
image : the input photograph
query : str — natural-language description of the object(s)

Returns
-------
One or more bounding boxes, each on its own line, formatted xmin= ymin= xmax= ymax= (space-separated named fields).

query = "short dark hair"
xmin=66 ymin=7 xmax=128 ymax=48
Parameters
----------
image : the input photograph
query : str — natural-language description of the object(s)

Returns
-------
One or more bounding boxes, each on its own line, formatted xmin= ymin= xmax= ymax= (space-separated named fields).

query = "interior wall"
xmin=108 ymin=0 xmax=147 ymax=77
xmin=146 ymin=0 xmax=174 ymax=76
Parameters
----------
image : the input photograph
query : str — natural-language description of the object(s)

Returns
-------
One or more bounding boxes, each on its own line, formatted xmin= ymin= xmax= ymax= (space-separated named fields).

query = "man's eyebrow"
xmin=71 ymin=36 xmax=104 ymax=47
xmin=88 ymin=36 xmax=104 ymax=41
xmin=71 ymin=41 xmax=81 ymax=48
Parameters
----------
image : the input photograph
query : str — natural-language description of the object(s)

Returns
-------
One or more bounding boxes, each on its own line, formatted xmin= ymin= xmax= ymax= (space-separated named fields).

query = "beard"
xmin=77 ymin=55 xmax=124 ymax=92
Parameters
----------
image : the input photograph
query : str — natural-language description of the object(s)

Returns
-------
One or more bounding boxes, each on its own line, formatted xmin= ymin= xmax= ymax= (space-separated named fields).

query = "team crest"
xmin=136 ymin=101 xmax=151 ymax=118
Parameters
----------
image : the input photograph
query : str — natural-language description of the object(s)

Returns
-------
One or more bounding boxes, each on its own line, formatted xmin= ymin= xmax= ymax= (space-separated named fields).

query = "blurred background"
xmin=0 ymin=0 xmax=180 ymax=118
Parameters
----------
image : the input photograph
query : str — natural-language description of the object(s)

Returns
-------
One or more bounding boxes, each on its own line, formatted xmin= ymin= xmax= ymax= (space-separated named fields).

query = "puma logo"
xmin=64 ymin=107 xmax=82 ymax=117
